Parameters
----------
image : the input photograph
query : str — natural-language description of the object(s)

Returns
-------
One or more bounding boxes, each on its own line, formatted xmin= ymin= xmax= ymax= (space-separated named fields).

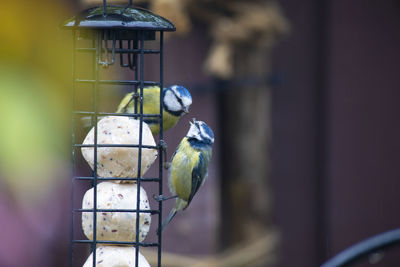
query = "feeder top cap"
xmin=62 ymin=5 xmax=175 ymax=31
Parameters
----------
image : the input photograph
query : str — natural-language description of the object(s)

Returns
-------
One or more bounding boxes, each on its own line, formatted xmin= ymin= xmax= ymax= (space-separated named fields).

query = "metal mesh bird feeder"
xmin=63 ymin=2 xmax=175 ymax=266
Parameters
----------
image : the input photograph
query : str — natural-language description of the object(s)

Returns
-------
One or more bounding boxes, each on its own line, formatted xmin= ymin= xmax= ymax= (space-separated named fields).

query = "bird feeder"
xmin=63 ymin=2 xmax=175 ymax=266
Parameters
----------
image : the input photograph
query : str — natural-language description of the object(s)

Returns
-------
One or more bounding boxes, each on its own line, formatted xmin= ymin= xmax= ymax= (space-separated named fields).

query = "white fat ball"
xmin=81 ymin=116 xmax=158 ymax=182
xmin=82 ymin=182 xmax=151 ymax=243
xmin=83 ymin=246 xmax=151 ymax=267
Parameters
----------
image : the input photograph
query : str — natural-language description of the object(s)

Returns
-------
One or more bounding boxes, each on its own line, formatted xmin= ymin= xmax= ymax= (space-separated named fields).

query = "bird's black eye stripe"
xmin=175 ymin=95 xmax=184 ymax=108
xmin=171 ymin=88 xmax=184 ymax=108
xmin=196 ymin=123 xmax=204 ymax=138
xmin=177 ymin=97 xmax=184 ymax=107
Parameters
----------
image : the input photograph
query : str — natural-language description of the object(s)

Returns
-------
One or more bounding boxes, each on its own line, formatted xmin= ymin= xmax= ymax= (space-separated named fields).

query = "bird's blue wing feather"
xmin=188 ymin=153 xmax=206 ymax=205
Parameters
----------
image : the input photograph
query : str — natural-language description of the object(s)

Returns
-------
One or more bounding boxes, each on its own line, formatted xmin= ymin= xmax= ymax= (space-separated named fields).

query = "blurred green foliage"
xmin=0 ymin=0 xmax=73 ymax=202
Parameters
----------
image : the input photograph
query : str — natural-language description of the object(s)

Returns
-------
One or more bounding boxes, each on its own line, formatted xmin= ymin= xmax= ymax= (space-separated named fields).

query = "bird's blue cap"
xmin=168 ymin=85 xmax=192 ymax=102
xmin=199 ymin=121 xmax=214 ymax=142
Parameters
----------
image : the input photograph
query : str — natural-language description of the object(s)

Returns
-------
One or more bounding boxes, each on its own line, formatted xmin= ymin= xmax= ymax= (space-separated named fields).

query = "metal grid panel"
xmin=70 ymin=26 xmax=165 ymax=267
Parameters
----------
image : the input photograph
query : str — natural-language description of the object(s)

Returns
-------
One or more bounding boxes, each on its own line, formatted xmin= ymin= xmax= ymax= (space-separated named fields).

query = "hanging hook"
xmin=120 ymin=40 xmax=129 ymax=68
xmin=98 ymin=30 xmax=116 ymax=68
xmin=119 ymin=40 xmax=137 ymax=70
xmin=128 ymin=40 xmax=137 ymax=70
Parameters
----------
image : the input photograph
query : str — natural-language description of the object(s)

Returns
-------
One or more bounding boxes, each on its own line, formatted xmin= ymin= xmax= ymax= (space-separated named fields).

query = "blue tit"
xmin=116 ymin=85 xmax=192 ymax=135
xmin=159 ymin=119 xmax=214 ymax=232
xmin=81 ymin=85 xmax=192 ymax=135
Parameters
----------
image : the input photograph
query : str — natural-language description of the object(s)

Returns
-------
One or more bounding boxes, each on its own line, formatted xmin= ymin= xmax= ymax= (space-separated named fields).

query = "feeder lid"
xmin=62 ymin=5 xmax=175 ymax=31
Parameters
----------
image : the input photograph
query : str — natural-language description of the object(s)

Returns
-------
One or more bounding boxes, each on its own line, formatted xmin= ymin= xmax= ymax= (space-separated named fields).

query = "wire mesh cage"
xmin=63 ymin=2 xmax=175 ymax=266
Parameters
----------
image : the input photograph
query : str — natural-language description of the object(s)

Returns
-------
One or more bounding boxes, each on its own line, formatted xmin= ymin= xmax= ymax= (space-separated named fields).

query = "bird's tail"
xmin=159 ymin=208 xmax=177 ymax=233
xmin=158 ymin=199 xmax=188 ymax=233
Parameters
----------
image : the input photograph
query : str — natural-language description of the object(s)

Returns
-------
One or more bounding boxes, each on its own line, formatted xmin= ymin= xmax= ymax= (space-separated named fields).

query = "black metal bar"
xmin=135 ymin=30 xmax=145 ymax=267
xmin=102 ymin=0 xmax=107 ymax=16
xmin=134 ymin=39 xmax=139 ymax=113
xmin=157 ymin=30 xmax=164 ymax=267
xmin=74 ymin=176 xmax=161 ymax=182
xmin=74 ymin=111 xmax=161 ymax=118
xmin=119 ymin=40 xmax=127 ymax=67
xmin=74 ymin=208 xmax=160 ymax=214
xmin=91 ymin=31 xmax=101 ymax=267
xmin=74 ymin=144 xmax=158 ymax=149
xmin=111 ymin=32 xmax=116 ymax=65
xmin=73 ymin=240 xmax=159 ymax=247
xmin=76 ymin=47 xmax=160 ymax=54
xmin=75 ymin=79 xmax=159 ymax=86
xmin=69 ymin=29 xmax=77 ymax=267
xmin=132 ymin=39 xmax=139 ymax=71
xmin=321 ymin=228 xmax=400 ymax=267
xmin=127 ymin=40 xmax=134 ymax=69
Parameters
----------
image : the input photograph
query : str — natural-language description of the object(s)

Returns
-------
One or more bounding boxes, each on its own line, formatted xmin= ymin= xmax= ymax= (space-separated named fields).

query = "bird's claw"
xmin=153 ymin=194 xmax=165 ymax=202
xmin=158 ymin=140 xmax=169 ymax=169
xmin=158 ymin=140 xmax=167 ymax=151
xmin=153 ymin=194 xmax=177 ymax=202
xmin=163 ymin=162 xmax=171 ymax=169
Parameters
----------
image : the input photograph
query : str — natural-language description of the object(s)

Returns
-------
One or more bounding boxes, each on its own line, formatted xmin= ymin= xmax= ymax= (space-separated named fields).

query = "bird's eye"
xmin=196 ymin=122 xmax=202 ymax=133
xmin=176 ymin=97 xmax=184 ymax=108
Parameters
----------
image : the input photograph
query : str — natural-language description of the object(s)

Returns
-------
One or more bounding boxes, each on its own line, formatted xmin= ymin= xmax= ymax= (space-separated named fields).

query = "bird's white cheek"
xmin=186 ymin=125 xmax=201 ymax=140
xmin=164 ymin=90 xmax=181 ymax=112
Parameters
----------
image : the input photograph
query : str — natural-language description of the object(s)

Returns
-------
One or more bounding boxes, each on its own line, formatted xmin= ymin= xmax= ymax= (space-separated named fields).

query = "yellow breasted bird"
xmin=159 ymin=119 xmax=214 ymax=232
xmin=116 ymin=85 xmax=192 ymax=135
xmin=81 ymin=85 xmax=192 ymax=135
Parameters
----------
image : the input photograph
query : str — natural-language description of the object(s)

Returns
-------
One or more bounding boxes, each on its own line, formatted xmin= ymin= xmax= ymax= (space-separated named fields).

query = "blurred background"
xmin=1 ymin=0 xmax=400 ymax=266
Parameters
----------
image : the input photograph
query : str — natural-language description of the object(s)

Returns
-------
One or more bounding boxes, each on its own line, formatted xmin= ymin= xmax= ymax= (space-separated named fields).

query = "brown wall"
xmin=271 ymin=0 xmax=400 ymax=266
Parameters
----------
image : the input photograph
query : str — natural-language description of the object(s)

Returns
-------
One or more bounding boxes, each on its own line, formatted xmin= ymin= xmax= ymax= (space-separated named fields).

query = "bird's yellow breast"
xmin=116 ymin=86 xmax=180 ymax=135
xmin=169 ymin=138 xmax=200 ymax=201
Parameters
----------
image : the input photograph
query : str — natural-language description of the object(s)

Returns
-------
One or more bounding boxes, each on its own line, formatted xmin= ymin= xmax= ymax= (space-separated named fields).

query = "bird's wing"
xmin=188 ymin=152 xmax=207 ymax=205
xmin=142 ymin=87 xmax=161 ymax=125
xmin=116 ymin=92 xmax=134 ymax=113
